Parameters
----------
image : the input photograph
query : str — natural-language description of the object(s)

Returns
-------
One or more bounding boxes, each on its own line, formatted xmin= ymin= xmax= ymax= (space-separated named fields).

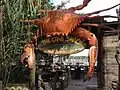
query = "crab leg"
xmin=70 ymin=28 xmax=98 ymax=81
xmin=20 ymin=43 xmax=35 ymax=69
xmin=81 ymin=23 xmax=117 ymax=31
xmin=85 ymin=3 xmax=120 ymax=16
xmin=20 ymin=31 xmax=38 ymax=69
xmin=84 ymin=45 xmax=98 ymax=81
xmin=84 ymin=34 xmax=98 ymax=81
xmin=69 ymin=0 xmax=91 ymax=11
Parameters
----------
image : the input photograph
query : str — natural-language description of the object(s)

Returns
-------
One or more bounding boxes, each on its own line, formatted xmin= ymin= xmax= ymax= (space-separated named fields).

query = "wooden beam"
xmin=0 ymin=5 xmax=3 ymax=79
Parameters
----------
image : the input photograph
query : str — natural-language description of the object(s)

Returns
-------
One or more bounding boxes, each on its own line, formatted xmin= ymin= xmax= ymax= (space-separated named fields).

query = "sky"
xmin=51 ymin=0 xmax=120 ymax=21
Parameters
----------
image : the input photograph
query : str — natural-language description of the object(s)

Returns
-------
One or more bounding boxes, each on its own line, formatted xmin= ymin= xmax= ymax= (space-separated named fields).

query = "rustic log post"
xmin=114 ymin=48 xmax=120 ymax=90
xmin=0 ymin=5 xmax=3 ymax=80
xmin=0 ymin=5 xmax=3 ymax=89
xmin=116 ymin=6 xmax=120 ymax=90
xmin=29 ymin=48 xmax=36 ymax=90
xmin=97 ymin=26 xmax=105 ymax=89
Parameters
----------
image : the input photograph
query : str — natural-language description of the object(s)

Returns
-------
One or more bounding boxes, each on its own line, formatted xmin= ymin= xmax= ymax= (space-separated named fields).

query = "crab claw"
xmin=84 ymin=33 xmax=98 ymax=81
xmin=20 ymin=43 xmax=35 ymax=69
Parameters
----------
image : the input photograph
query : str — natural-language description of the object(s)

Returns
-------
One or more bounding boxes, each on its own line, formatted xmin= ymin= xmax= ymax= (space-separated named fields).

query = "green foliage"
xmin=0 ymin=0 xmax=54 ymax=85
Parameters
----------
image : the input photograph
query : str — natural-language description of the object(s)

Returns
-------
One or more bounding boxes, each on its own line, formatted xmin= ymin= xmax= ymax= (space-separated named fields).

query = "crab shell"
xmin=34 ymin=10 xmax=86 ymax=36
xmin=32 ymin=10 xmax=92 ymax=55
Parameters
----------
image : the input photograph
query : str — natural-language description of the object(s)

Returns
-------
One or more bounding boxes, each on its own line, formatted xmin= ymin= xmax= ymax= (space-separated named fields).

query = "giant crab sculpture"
xmin=20 ymin=0 xmax=120 ymax=81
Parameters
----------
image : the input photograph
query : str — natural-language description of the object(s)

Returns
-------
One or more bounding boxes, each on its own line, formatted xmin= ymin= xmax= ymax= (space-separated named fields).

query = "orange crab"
xmin=20 ymin=0 xmax=119 ymax=81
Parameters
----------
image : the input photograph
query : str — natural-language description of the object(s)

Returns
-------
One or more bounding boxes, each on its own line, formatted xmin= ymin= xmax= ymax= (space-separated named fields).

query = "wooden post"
xmin=116 ymin=5 xmax=120 ymax=90
xmin=29 ymin=48 xmax=36 ymax=90
xmin=119 ymin=65 xmax=120 ymax=89
xmin=95 ymin=18 xmax=104 ymax=89
xmin=115 ymin=49 xmax=120 ymax=90
xmin=0 ymin=5 xmax=3 ymax=80
xmin=97 ymin=26 xmax=104 ymax=89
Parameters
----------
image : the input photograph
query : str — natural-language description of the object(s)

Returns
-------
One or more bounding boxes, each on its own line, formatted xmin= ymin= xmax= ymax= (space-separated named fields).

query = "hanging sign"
xmin=38 ymin=36 xmax=87 ymax=55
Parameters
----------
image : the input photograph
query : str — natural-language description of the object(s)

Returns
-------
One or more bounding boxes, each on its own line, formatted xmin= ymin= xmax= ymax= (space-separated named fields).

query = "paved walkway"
xmin=65 ymin=74 xmax=98 ymax=90
xmin=44 ymin=74 xmax=98 ymax=90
